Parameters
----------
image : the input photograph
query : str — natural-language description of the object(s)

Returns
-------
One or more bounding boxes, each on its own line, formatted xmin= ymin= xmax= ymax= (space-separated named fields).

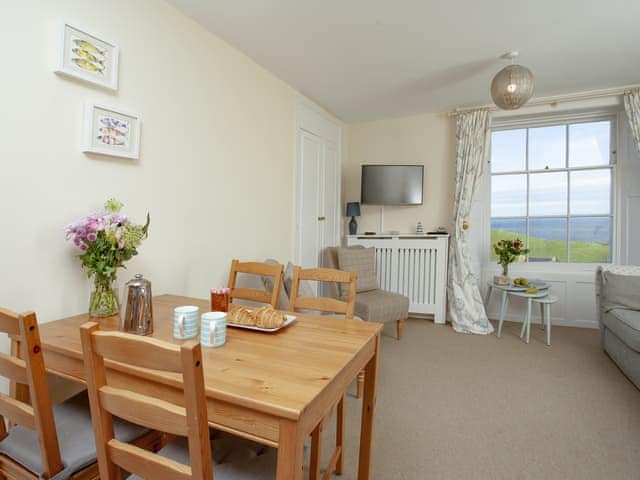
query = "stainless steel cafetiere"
xmin=121 ymin=274 xmax=153 ymax=335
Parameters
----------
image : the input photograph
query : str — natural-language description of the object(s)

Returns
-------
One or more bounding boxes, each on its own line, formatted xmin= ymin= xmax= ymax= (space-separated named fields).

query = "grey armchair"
xmin=324 ymin=246 xmax=410 ymax=340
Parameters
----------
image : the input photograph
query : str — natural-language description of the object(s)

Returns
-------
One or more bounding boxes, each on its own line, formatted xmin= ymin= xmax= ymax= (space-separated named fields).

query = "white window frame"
xmin=482 ymin=109 xmax=621 ymax=274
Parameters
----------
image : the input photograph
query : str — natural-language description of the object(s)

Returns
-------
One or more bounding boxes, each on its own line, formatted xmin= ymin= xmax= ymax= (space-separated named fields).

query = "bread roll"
xmin=228 ymin=306 xmax=255 ymax=326
xmin=254 ymin=305 xmax=285 ymax=329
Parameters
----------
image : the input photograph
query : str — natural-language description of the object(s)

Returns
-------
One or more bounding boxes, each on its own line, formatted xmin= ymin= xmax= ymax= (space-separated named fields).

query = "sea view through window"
xmin=490 ymin=119 xmax=614 ymax=263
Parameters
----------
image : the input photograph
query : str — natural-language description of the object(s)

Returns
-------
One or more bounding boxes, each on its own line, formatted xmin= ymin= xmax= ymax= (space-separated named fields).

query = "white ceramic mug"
xmin=201 ymin=311 xmax=226 ymax=348
xmin=173 ymin=306 xmax=199 ymax=340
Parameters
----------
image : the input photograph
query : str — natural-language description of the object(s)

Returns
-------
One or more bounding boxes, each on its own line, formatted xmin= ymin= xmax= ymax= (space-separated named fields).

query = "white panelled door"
xmin=298 ymin=130 xmax=323 ymax=270
xmin=295 ymin=102 xmax=341 ymax=273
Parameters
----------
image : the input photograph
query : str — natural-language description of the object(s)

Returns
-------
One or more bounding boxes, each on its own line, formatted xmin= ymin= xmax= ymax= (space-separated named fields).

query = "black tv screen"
xmin=361 ymin=164 xmax=424 ymax=205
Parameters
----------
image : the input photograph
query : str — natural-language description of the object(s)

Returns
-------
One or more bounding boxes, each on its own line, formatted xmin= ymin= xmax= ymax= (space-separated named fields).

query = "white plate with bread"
xmin=227 ymin=305 xmax=296 ymax=333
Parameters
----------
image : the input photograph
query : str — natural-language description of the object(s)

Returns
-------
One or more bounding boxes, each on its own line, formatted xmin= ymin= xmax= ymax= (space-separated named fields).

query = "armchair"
xmin=324 ymin=246 xmax=409 ymax=340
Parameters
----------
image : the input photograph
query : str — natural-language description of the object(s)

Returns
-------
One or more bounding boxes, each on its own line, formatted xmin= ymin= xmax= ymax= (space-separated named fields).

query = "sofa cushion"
xmin=262 ymin=259 xmax=289 ymax=310
xmin=337 ymin=247 xmax=378 ymax=296
xmin=602 ymin=271 xmax=640 ymax=311
xmin=0 ymin=391 xmax=149 ymax=480
xmin=354 ymin=289 xmax=409 ymax=324
xmin=602 ymin=327 xmax=640 ymax=389
xmin=602 ymin=307 xmax=640 ymax=352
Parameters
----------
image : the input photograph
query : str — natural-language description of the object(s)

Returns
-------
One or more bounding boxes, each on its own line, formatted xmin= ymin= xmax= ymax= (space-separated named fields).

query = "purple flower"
xmin=111 ymin=213 xmax=129 ymax=226
xmin=79 ymin=242 xmax=88 ymax=251
xmin=87 ymin=232 xmax=97 ymax=242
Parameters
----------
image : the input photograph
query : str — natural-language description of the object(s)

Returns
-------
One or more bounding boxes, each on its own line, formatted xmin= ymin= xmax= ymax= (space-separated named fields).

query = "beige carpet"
xmin=315 ymin=319 xmax=640 ymax=479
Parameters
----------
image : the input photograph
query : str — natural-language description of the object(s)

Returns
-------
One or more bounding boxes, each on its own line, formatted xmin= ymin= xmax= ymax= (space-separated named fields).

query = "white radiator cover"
xmin=345 ymin=235 xmax=449 ymax=323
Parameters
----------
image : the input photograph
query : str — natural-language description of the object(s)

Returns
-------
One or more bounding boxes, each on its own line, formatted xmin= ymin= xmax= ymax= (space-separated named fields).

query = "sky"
xmin=490 ymin=121 xmax=611 ymax=218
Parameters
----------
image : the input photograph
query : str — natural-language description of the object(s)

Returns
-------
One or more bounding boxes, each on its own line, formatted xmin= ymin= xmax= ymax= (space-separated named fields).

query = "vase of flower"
xmin=493 ymin=238 xmax=529 ymax=286
xmin=89 ymin=273 xmax=119 ymax=317
xmin=65 ymin=199 xmax=150 ymax=318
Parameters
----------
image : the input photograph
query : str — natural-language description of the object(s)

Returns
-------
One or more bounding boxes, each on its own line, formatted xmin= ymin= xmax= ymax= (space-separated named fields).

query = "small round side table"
xmin=531 ymin=295 xmax=559 ymax=346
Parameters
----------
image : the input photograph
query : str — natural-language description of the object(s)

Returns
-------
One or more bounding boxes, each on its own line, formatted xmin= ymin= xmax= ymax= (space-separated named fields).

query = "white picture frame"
xmin=83 ymin=102 xmax=141 ymax=159
xmin=54 ymin=19 xmax=119 ymax=91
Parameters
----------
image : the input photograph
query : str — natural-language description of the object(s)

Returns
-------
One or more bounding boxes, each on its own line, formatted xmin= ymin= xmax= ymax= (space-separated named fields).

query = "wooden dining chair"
xmin=80 ymin=322 xmax=276 ymax=480
xmin=0 ymin=308 xmax=161 ymax=480
xmin=227 ymin=259 xmax=284 ymax=308
xmin=289 ymin=267 xmax=357 ymax=319
xmin=289 ymin=267 xmax=357 ymax=480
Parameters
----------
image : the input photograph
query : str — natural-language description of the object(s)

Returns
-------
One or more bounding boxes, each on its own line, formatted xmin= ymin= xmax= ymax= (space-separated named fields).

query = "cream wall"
xmin=343 ymin=113 xmax=456 ymax=235
xmin=0 ymin=0 xmax=296 ymax=390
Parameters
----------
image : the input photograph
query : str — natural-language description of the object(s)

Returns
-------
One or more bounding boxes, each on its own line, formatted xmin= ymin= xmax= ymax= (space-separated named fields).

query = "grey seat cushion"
xmin=603 ymin=307 xmax=640 ymax=352
xmin=355 ymin=289 xmax=409 ymax=324
xmin=0 ymin=391 xmax=149 ymax=480
xmin=262 ymin=259 xmax=289 ymax=310
xmin=129 ymin=433 xmax=276 ymax=480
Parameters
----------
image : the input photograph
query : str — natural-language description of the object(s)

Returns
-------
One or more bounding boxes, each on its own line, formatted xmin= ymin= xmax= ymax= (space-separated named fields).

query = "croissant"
xmin=228 ymin=306 xmax=255 ymax=326
xmin=254 ymin=305 xmax=285 ymax=329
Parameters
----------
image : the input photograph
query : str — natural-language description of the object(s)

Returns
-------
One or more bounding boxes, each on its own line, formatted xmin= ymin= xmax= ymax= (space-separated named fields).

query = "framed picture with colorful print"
xmin=54 ymin=19 xmax=119 ymax=91
xmin=83 ymin=103 xmax=141 ymax=159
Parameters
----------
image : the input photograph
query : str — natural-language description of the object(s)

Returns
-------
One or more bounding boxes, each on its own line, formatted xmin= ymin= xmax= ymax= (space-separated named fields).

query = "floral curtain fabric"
xmin=447 ymin=109 xmax=494 ymax=334
xmin=624 ymin=88 xmax=640 ymax=156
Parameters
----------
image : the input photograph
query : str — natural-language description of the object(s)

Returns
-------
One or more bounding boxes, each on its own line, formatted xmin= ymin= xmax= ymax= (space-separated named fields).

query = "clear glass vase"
xmin=501 ymin=263 xmax=509 ymax=277
xmin=89 ymin=274 xmax=119 ymax=317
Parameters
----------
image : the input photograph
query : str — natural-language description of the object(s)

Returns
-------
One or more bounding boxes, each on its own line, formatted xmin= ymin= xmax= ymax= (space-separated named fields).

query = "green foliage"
xmin=104 ymin=198 xmax=124 ymax=213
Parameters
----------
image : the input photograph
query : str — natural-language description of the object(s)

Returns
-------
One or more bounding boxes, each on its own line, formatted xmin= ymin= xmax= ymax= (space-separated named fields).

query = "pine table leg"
xmin=357 ymin=334 xmax=380 ymax=480
xmin=277 ymin=419 xmax=304 ymax=480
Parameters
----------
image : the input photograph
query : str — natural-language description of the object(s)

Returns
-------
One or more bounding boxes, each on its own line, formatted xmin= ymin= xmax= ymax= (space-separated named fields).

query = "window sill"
xmin=482 ymin=262 xmax=607 ymax=277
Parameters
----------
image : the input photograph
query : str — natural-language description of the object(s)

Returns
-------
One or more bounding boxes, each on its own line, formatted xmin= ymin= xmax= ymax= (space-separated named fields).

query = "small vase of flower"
xmin=493 ymin=238 xmax=529 ymax=286
xmin=65 ymin=199 xmax=150 ymax=317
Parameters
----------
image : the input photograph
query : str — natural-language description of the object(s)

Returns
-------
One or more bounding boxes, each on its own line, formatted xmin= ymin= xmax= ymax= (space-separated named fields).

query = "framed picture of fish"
xmin=55 ymin=19 xmax=119 ymax=91
xmin=83 ymin=103 xmax=141 ymax=159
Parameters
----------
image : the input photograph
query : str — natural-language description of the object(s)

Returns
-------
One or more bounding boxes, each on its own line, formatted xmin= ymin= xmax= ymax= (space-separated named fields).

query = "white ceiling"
xmin=168 ymin=0 xmax=640 ymax=122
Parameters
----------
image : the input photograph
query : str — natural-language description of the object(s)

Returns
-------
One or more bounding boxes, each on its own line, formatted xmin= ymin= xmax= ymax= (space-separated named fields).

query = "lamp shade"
xmin=346 ymin=202 xmax=361 ymax=217
xmin=490 ymin=64 xmax=534 ymax=110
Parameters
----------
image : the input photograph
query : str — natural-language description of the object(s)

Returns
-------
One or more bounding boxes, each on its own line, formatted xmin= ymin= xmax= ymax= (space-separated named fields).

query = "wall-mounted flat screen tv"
xmin=361 ymin=164 xmax=424 ymax=205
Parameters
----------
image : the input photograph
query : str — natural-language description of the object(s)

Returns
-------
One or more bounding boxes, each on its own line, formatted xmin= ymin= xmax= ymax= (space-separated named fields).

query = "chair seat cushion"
xmin=354 ymin=289 xmax=409 ymax=323
xmin=0 ymin=391 xmax=149 ymax=480
xmin=603 ymin=307 xmax=640 ymax=352
xmin=129 ymin=433 xmax=276 ymax=480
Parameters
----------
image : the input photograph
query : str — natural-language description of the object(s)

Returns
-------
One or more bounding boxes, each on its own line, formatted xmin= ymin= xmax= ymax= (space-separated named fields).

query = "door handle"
xmin=318 ymin=216 xmax=326 ymax=221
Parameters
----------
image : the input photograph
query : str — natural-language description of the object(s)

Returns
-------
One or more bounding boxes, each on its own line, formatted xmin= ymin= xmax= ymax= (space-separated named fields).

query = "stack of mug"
xmin=173 ymin=305 xmax=226 ymax=348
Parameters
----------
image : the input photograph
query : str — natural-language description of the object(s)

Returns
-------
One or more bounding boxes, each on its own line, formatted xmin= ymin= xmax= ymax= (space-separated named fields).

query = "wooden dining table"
xmin=12 ymin=294 xmax=382 ymax=479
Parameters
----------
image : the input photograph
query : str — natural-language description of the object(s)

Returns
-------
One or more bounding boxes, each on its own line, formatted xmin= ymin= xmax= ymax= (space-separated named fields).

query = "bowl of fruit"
xmin=512 ymin=277 xmax=548 ymax=294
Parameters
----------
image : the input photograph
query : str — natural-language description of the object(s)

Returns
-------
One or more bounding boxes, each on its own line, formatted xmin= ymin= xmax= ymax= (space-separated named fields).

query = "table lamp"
xmin=346 ymin=202 xmax=361 ymax=235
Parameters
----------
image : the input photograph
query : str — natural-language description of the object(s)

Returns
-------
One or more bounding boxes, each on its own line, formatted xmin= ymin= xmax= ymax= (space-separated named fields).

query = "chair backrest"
xmin=0 ymin=308 xmax=63 ymax=477
xmin=80 ymin=323 xmax=211 ymax=480
xmin=227 ymin=259 xmax=284 ymax=308
xmin=289 ymin=267 xmax=357 ymax=319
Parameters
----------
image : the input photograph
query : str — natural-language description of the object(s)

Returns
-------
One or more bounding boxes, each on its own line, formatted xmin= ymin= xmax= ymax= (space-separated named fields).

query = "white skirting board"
xmin=345 ymin=235 xmax=449 ymax=324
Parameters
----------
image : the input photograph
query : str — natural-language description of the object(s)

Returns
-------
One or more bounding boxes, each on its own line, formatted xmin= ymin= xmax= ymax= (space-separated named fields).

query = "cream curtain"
xmin=624 ymin=88 xmax=640 ymax=156
xmin=447 ymin=109 xmax=494 ymax=334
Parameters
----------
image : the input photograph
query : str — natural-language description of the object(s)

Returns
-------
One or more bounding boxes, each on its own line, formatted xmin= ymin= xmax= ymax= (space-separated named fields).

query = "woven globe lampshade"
xmin=490 ymin=64 xmax=534 ymax=110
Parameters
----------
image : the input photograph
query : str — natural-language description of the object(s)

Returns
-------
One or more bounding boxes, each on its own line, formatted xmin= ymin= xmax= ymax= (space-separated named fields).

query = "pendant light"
xmin=490 ymin=51 xmax=534 ymax=110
